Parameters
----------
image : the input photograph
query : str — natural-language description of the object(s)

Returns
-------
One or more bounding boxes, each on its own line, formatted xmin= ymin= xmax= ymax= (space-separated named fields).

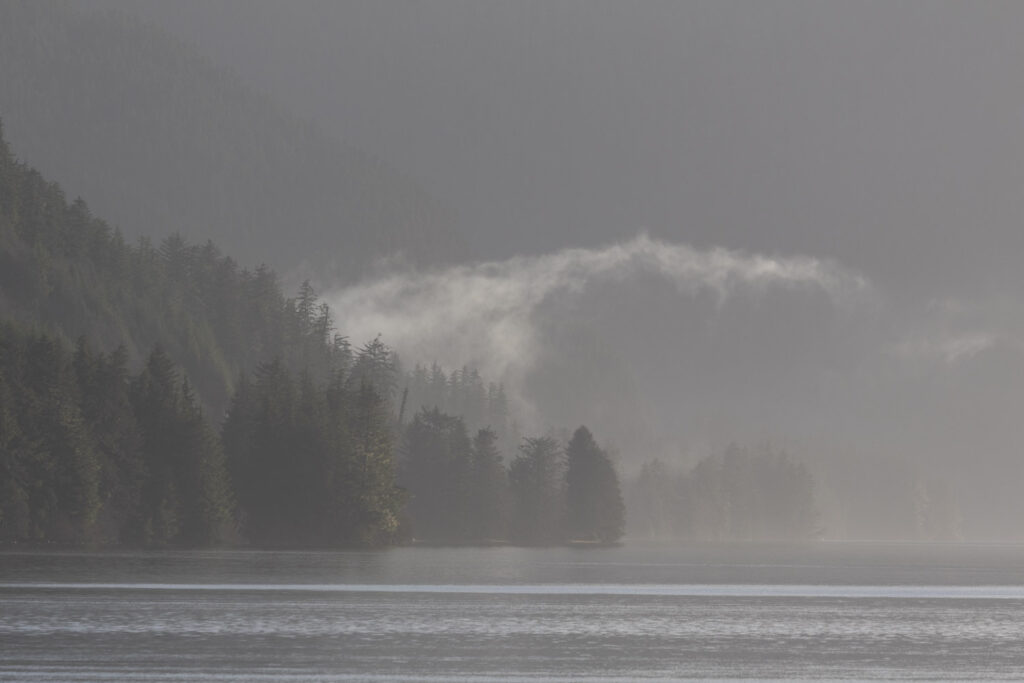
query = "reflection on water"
xmin=3 ymin=543 xmax=1024 ymax=681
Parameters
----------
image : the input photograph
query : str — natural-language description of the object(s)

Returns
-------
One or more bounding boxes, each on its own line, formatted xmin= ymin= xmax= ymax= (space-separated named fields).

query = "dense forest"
xmin=399 ymin=417 xmax=624 ymax=545
xmin=0 ymin=106 xmax=836 ymax=548
xmin=0 ymin=0 xmax=466 ymax=277
xmin=0 ymin=115 xmax=358 ymax=418
xmin=402 ymin=363 xmax=518 ymax=454
xmin=0 ymin=117 xmax=627 ymax=547
xmin=0 ymin=323 xmax=409 ymax=546
xmin=0 ymin=319 xmax=625 ymax=547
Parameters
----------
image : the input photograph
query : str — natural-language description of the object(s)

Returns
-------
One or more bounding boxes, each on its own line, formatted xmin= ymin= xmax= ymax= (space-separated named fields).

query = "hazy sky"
xmin=93 ymin=0 xmax=1024 ymax=297
xmin=80 ymin=0 xmax=1024 ymax=536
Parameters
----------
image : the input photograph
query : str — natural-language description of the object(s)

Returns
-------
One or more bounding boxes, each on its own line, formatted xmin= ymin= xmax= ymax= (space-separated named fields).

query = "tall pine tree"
xmin=564 ymin=426 xmax=625 ymax=544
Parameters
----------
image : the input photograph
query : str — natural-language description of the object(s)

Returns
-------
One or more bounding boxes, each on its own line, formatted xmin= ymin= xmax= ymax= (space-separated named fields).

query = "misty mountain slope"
xmin=0 ymin=0 xmax=465 ymax=279
xmin=0 ymin=118 xmax=350 ymax=417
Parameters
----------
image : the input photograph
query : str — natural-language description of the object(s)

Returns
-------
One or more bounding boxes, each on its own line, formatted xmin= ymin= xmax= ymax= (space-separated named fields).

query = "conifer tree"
xmin=83 ymin=345 xmax=145 ymax=543
xmin=399 ymin=408 xmax=473 ymax=541
xmin=130 ymin=346 xmax=233 ymax=546
xmin=564 ymin=426 xmax=625 ymax=544
xmin=508 ymin=436 xmax=564 ymax=545
xmin=468 ymin=427 xmax=508 ymax=541
xmin=351 ymin=336 xmax=397 ymax=399
xmin=345 ymin=380 xmax=403 ymax=545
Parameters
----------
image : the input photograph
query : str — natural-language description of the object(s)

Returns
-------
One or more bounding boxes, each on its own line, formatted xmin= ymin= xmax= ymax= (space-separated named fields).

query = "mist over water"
xmin=326 ymin=234 xmax=869 ymax=426
xmin=4 ymin=0 xmax=1019 ymax=541
xmin=324 ymin=233 xmax=1024 ymax=540
xmin=6 ymin=1 xmax=1024 ymax=679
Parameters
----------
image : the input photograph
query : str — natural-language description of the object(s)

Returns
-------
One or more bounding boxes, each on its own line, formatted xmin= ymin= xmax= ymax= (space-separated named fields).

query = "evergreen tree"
xmin=74 ymin=342 xmax=145 ymax=543
xmin=21 ymin=332 xmax=101 ymax=543
xmin=226 ymin=357 xmax=297 ymax=545
xmin=223 ymin=357 xmax=403 ymax=547
xmin=131 ymin=346 xmax=233 ymax=546
xmin=564 ymin=426 xmax=625 ymax=544
xmin=177 ymin=377 xmax=234 ymax=545
xmin=0 ymin=363 xmax=28 ymax=539
xmin=344 ymin=380 xmax=404 ymax=546
xmin=131 ymin=346 xmax=183 ymax=545
xmin=508 ymin=436 xmax=564 ymax=545
xmin=399 ymin=408 xmax=473 ymax=541
xmin=467 ymin=427 xmax=508 ymax=541
xmin=351 ymin=336 xmax=397 ymax=400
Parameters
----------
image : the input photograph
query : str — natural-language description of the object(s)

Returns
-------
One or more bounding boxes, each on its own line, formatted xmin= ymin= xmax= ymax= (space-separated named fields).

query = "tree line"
xmin=0 ymin=118 xmax=626 ymax=547
xmin=0 ymin=113 xmax=831 ymax=548
xmin=0 ymin=321 xmax=626 ymax=547
xmin=628 ymin=444 xmax=819 ymax=541
xmin=0 ymin=115 xmax=365 ymax=420
xmin=0 ymin=326 xmax=407 ymax=547
xmin=401 ymin=363 xmax=517 ymax=456
xmin=399 ymin=412 xmax=625 ymax=545
xmin=0 ymin=326 xmax=233 ymax=546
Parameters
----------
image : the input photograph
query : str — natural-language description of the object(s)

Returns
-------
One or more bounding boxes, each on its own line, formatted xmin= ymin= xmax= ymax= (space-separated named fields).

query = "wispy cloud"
xmin=326 ymin=234 xmax=870 ymax=383
xmin=890 ymin=332 xmax=999 ymax=365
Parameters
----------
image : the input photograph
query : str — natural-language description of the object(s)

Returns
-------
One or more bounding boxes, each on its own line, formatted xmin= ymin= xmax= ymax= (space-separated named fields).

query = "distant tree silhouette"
xmin=565 ymin=426 xmax=625 ymax=543
xmin=508 ymin=436 xmax=564 ymax=545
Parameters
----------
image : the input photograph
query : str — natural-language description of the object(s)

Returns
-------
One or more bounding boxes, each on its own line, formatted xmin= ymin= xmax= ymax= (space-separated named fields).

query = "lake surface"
xmin=3 ymin=542 xmax=1024 ymax=681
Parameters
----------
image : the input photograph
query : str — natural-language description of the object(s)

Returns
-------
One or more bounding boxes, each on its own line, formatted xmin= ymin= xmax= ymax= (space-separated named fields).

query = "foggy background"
xmin=9 ymin=0 xmax=1024 ymax=538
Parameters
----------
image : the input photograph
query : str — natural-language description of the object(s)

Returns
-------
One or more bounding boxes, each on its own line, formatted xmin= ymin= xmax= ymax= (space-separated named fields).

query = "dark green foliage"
xmin=399 ymin=413 xmax=627 ymax=546
xmin=0 ymin=117 xmax=405 ymax=548
xmin=130 ymin=348 xmax=233 ymax=546
xmin=0 ymin=323 xmax=405 ymax=549
xmin=399 ymin=408 xmax=475 ymax=541
xmin=0 ymin=327 xmax=233 ymax=546
xmin=467 ymin=428 xmax=508 ymax=542
xmin=398 ymin=413 xmax=513 ymax=543
xmin=0 ymin=119 xmax=351 ymax=419
xmin=344 ymin=380 xmax=404 ymax=546
xmin=0 ymin=110 xmax=822 ymax=550
xmin=223 ymin=346 xmax=404 ymax=548
xmin=508 ymin=436 xmax=565 ymax=545
xmin=0 ymin=326 xmax=99 ymax=543
xmin=351 ymin=337 xmax=398 ymax=402
xmin=564 ymin=426 xmax=625 ymax=543
xmin=76 ymin=343 xmax=145 ymax=542
xmin=224 ymin=358 xmax=299 ymax=545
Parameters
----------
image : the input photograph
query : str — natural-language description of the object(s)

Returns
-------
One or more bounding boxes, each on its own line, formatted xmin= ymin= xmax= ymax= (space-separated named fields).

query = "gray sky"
xmin=84 ymin=0 xmax=1024 ymax=537
xmin=95 ymin=0 xmax=1024 ymax=298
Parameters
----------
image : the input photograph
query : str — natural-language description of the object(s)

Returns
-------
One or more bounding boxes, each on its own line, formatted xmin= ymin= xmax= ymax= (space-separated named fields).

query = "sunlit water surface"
xmin=3 ymin=542 xmax=1024 ymax=681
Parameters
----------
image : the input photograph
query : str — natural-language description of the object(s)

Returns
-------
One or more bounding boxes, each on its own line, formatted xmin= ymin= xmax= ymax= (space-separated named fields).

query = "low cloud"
xmin=326 ymin=233 xmax=870 ymax=388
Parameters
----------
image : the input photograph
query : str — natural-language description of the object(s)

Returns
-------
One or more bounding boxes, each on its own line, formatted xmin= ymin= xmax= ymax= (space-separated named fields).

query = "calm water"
xmin=3 ymin=542 xmax=1024 ymax=681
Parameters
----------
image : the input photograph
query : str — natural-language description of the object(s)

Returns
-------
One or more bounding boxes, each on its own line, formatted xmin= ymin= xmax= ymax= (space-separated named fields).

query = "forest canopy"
xmin=0 ymin=118 xmax=631 ymax=547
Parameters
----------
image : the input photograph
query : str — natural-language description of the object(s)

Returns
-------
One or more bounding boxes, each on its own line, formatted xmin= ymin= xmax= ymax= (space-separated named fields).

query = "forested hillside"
xmin=0 ymin=331 xmax=234 ymax=546
xmin=0 ymin=0 xmax=466 ymax=278
xmin=0 ymin=118 xmax=351 ymax=416
xmin=0 ymin=120 xmax=628 ymax=547
xmin=0 ymin=114 xmax=406 ymax=546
